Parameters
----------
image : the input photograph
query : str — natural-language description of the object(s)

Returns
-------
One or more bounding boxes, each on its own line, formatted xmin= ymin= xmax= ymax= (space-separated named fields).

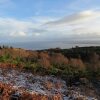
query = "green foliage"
xmin=49 ymin=66 xmax=59 ymax=75
xmin=62 ymin=65 xmax=74 ymax=76
xmin=48 ymin=64 xmax=88 ymax=79
xmin=0 ymin=54 xmax=11 ymax=62
xmin=15 ymin=57 xmax=21 ymax=62
xmin=24 ymin=62 xmax=46 ymax=74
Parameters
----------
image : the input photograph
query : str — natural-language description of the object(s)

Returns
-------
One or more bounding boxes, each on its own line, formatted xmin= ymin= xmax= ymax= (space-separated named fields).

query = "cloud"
xmin=0 ymin=17 xmax=33 ymax=38
xmin=0 ymin=10 xmax=100 ymax=43
xmin=0 ymin=16 xmax=55 ymax=42
xmin=45 ymin=10 xmax=100 ymax=25
xmin=10 ymin=31 xmax=26 ymax=37
xmin=44 ymin=10 xmax=100 ymax=39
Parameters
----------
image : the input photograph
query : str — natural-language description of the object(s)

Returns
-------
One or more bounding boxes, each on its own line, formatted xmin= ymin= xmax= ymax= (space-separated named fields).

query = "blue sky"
xmin=1 ymin=0 xmax=100 ymax=19
xmin=0 ymin=0 xmax=100 ymax=46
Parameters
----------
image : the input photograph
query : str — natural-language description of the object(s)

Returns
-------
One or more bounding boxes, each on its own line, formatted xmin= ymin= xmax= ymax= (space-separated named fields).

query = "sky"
xmin=0 ymin=0 xmax=100 ymax=49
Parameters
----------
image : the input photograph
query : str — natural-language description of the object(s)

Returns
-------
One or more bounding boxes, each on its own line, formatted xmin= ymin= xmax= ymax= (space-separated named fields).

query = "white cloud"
xmin=45 ymin=10 xmax=100 ymax=25
xmin=0 ymin=17 xmax=34 ymax=37
xmin=0 ymin=10 xmax=100 ymax=43
xmin=0 ymin=16 xmax=55 ymax=42
xmin=44 ymin=10 xmax=100 ymax=39
xmin=10 ymin=31 xmax=26 ymax=37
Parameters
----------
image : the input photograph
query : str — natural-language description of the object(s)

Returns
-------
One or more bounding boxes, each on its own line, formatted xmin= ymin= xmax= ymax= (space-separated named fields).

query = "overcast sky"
xmin=0 ymin=0 xmax=100 ymax=48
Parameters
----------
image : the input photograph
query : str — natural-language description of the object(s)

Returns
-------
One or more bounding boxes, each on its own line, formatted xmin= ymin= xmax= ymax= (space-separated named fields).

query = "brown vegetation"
xmin=0 ymin=46 xmax=99 ymax=78
xmin=50 ymin=53 xmax=69 ymax=66
xmin=69 ymin=58 xmax=85 ymax=70
xmin=0 ymin=82 xmax=63 ymax=100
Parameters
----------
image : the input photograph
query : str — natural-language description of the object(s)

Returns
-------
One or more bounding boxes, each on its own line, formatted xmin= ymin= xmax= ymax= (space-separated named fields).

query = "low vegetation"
xmin=0 ymin=45 xmax=100 ymax=83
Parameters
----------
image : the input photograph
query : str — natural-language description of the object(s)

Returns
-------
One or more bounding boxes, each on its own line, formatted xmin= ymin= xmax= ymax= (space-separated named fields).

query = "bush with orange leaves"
xmin=38 ymin=52 xmax=51 ymax=69
xmin=69 ymin=58 xmax=85 ymax=70
xmin=50 ymin=53 xmax=69 ymax=67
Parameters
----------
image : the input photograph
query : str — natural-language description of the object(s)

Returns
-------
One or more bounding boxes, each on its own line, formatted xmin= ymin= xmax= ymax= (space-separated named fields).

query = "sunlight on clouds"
xmin=80 ymin=10 xmax=93 ymax=16
xmin=44 ymin=10 xmax=100 ymax=38
xmin=0 ymin=10 xmax=100 ymax=42
xmin=10 ymin=31 xmax=26 ymax=37
xmin=45 ymin=10 xmax=100 ymax=26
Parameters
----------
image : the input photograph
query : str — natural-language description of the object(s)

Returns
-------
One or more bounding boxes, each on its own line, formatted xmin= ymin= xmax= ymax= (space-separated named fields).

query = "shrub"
xmin=38 ymin=52 xmax=51 ymax=69
xmin=50 ymin=53 xmax=68 ymax=69
xmin=49 ymin=66 xmax=59 ymax=75
xmin=0 ymin=54 xmax=11 ymax=62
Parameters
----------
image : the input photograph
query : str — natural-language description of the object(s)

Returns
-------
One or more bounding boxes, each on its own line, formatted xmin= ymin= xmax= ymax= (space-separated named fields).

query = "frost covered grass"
xmin=0 ymin=68 xmax=98 ymax=100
